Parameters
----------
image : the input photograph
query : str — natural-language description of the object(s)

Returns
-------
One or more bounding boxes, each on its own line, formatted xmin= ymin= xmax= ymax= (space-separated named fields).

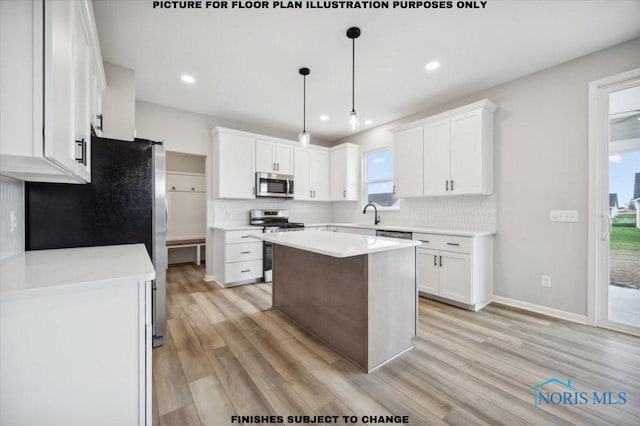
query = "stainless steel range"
xmin=250 ymin=209 xmax=305 ymax=282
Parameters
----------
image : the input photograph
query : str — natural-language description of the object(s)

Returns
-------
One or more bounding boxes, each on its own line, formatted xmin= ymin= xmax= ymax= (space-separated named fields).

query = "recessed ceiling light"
xmin=364 ymin=120 xmax=373 ymax=125
xmin=425 ymin=61 xmax=440 ymax=71
xmin=181 ymin=74 xmax=195 ymax=84
xmin=320 ymin=115 xmax=329 ymax=121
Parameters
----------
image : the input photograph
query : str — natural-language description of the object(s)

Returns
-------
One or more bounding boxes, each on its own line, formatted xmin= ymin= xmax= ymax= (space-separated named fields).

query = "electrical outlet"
xmin=541 ymin=275 xmax=551 ymax=288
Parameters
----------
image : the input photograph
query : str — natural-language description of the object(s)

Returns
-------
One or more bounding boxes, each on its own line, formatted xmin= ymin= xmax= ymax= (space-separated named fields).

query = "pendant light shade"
xmin=298 ymin=67 xmax=310 ymax=147
xmin=347 ymin=27 xmax=361 ymax=133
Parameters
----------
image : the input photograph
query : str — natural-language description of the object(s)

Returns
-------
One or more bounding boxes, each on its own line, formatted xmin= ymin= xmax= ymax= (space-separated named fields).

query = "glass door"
xmin=604 ymin=85 xmax=640 ymax=331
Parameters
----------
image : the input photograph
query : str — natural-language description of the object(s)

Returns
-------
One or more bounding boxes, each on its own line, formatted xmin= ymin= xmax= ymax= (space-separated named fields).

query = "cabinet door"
xmin=417 ymin=248 xmax=439 ymax=296
xmin=438 ymin=251 xmax=472 ymax=304
xmin=43 ymin=0 xmax=78 ymax=176
xmin=217 ymin=134 xmax=255 ymax=199
xmin=275 ymin=143 xmax=294 ymax=175
xmin=89 ymin=63 xmax=103 ymax=136
xmin=255 ymin=139 xmax=275 ymax=173
xmin=311 ymin=150 xmax=330 ymax=201
xmin=393 ymin=127 xmax=423 ymax=197
xmin=294 ymin=148 xmax=311 ymax=200
xmin=450 ymin=109 xmax=483 ymax=194
xmin=423 ymin=119 xmax=451 ymax=196
xmin=330 ymin=148 xmax=346 ymax=200
xmin=73 ymin=5 xmax=91 ymax=182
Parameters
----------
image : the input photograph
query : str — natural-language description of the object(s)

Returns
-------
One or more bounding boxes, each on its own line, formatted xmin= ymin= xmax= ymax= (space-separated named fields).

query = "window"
xmin=364 ymin=148 xmax=399 ymax=209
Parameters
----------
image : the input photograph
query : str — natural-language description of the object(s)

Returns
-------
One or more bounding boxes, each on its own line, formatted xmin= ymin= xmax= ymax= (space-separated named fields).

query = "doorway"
xmin=588 ymin=68 xmax=640 ymax=335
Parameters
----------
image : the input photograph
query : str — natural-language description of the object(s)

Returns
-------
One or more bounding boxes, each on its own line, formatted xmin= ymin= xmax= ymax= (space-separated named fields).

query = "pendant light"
xmin=298 ymin=67 xmax=310 ymax=147
xmin=347 ymin=27 xmax=361 ymax=133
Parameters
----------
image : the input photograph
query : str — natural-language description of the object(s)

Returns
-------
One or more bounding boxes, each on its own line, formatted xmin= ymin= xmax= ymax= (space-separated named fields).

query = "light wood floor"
xmin=154 ymin=264 xmax=640 ymax=425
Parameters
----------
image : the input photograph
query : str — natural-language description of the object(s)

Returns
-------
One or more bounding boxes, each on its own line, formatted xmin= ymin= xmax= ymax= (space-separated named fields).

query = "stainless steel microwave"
xmin=255 ymin=172 xmax=294 ymax=198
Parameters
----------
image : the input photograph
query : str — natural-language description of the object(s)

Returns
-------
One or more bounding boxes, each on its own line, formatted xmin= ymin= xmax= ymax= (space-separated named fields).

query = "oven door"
xmin=256 ymin=173 xmax=294 ymax=198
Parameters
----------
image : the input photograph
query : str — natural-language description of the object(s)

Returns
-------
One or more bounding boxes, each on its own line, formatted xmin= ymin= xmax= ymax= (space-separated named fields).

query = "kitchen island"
xmin=252 ymin=230 xmax=421 ymax=372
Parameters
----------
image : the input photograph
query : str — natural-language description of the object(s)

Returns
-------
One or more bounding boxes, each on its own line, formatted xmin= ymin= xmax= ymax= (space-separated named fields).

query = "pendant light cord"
xmin=303 ymin=75 xmax=306 ymax=132
xmin=351 ymin=38 xmax=355 ymax=112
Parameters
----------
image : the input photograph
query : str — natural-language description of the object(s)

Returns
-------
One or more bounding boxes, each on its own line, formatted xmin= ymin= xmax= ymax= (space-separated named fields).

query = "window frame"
xmin=362 ymin=146 xmax=400 ymax=211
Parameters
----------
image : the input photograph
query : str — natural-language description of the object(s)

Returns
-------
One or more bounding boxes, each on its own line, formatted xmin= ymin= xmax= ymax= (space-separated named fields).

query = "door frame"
xmin=587 ymin=67 xmax=640 ymax=335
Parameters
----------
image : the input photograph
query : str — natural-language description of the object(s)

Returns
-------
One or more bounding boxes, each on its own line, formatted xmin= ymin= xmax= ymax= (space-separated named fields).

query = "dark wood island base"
xmin=272 ymin=244 xmax=417 ymax=372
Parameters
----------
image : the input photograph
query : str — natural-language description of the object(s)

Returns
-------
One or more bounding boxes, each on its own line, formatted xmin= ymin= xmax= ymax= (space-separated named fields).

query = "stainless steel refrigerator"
xmin=25 ymin=136 xmax=168 ymax=347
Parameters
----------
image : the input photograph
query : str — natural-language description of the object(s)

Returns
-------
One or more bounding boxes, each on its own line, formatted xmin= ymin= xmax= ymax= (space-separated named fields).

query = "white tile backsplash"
xmin=0 ymin=176 xmax=25 ymax=260
xmin=212 ymin=199 xmax=333 ymax=227
xmin=332 ymin=195 xmax=497 ymax=232
xmin=211 ymin=194 xmax=495 ymax=232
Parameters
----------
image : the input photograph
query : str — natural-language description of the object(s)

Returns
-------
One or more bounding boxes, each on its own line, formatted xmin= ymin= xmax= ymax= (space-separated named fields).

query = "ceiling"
xmin=93 ymin=1 xmax=640 ymax=142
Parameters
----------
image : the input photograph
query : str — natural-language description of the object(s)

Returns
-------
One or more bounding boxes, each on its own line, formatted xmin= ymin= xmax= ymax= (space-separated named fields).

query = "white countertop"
xmin=213 ymin=223 xmax=494 ymax=237
xmin=0 ymin=244 xmax=155 ymax=298
xmin=251 ymin=230 xmax=421 ymax=258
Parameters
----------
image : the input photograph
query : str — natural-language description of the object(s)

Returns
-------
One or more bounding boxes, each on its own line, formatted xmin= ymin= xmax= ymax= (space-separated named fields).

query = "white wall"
xmin=101 ymin=62 xmax=135 ymax=141
xmin=0 ymin=176 xmax=24 ymax=260
xmin=335 ymin=37 xmax=640 ymax=317
xmin=135 ymin=101 xmax=332 ymax=156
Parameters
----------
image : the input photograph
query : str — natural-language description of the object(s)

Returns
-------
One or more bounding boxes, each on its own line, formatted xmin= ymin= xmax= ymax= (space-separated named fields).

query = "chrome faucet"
xmin=363 ymin=203 xmax=380 ymax=225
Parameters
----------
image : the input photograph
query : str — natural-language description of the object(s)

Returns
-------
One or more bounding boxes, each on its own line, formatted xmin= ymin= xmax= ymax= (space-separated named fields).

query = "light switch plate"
xmin=550 ymin=210 xmax=578 ymax=222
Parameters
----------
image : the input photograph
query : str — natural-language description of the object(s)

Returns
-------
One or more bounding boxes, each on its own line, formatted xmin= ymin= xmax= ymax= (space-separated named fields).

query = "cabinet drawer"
xmin=225 ymin=260 xmax=263 ymax=283
xmin=167 ymin=173 xmax=206 ymax=192
xmin=413 ymin=233 xmax=471 ymax=254
xmin=225 ymin=229 xmax=262 ymax=244
xmin=226 ymin=242 xmax=263 ymax=263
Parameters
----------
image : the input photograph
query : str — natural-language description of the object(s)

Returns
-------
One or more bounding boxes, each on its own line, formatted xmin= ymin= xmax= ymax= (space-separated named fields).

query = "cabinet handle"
xmin=446 ymin=242 xmax=460 ymax=246
xmin=312 ymin=190 xmax=315 ymax=198
xmin=240 ymin=235 xmax=249 ymax=238
xmin=393 ymin=185 xmax=396 ymax=195
xmin=310 ymin=190 xmax=312 ymax=197
xmin=446 ymin=180 xmax=449 ymax=191
xmin=277 ymin=163 xmax=280 ymax=171
xmin=421 ymin=240 xmax=429 ymax=243
xmin=96 ymin=114 xmax=103 ymax=131
xmin=451 ymin=180 xmax=454 ymax=191
xmin=241 ymin=269 xmax=251 ymax=273
xmin=433 ymin=255 xmax=437 ymax=266
xmin=191 ymin=187 xmax=195 ymax=191
xmin=75 ymin=139 xmax=87 ymax=166
xmin=273 ymin=162 xmax=276 ymax=171
xmin=343 ymin=190 xmax=346 ymax=198
xmin=171 ymin=186 xmax=176 ymax=190
xmin=241 ymin=251 xmax=251 ymax=254
xmin=439 ymin=255 xmax=443 ymax=267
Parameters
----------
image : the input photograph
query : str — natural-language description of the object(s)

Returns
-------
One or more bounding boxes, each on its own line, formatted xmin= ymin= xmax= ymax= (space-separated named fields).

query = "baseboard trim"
xmin=491 ymin=296 xmax=589 ymax=325
xmin=204 ymin=274 xmax=216 ymax=282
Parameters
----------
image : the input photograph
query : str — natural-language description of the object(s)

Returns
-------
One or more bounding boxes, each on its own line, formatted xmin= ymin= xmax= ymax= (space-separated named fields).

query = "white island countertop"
xmin=251 ymin=230 xmax=421 ymax=258
xmin=0 ymin=244 xmax=155 ymax=299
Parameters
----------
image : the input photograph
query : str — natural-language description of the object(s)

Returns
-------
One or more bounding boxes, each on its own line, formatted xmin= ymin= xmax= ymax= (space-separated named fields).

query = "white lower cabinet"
xmin=0 ymin=245 xmax=153 ymax=426
xmin=415 ymin=232 xmax=492 ymax=311
xmin=212 ymin=229 xmax=263 ymax=286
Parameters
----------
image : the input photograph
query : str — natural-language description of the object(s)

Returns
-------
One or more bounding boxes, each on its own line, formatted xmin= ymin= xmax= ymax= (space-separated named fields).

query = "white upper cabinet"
xmin=393 ymin=126 xmax=423 ymax=198
xmin=311 ymin=150 xmax=330 ymax=201
xmin=0 ymin=0 xmax=105 ymax=183
xmin=330 ymin=143 xmax=359 ymax=201
xmin=255 ymin=139 xmax=294 ymax=175
xmin=450 ymin=109 xmax=488 ymax=195
xmin=211 ymin=129 xmax=255 ymax=199
xmin=423 ymin=119 xmax=451 ymax=196
xmin=294 ymin=147 xmax=329 ymax=201
xmin=392 ymin=100 xmax=496 ymax=197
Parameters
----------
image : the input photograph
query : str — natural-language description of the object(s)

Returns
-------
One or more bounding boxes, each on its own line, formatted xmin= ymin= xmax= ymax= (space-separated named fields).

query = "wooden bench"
xmin=167 ymin=238 xmax=205 ymax=265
